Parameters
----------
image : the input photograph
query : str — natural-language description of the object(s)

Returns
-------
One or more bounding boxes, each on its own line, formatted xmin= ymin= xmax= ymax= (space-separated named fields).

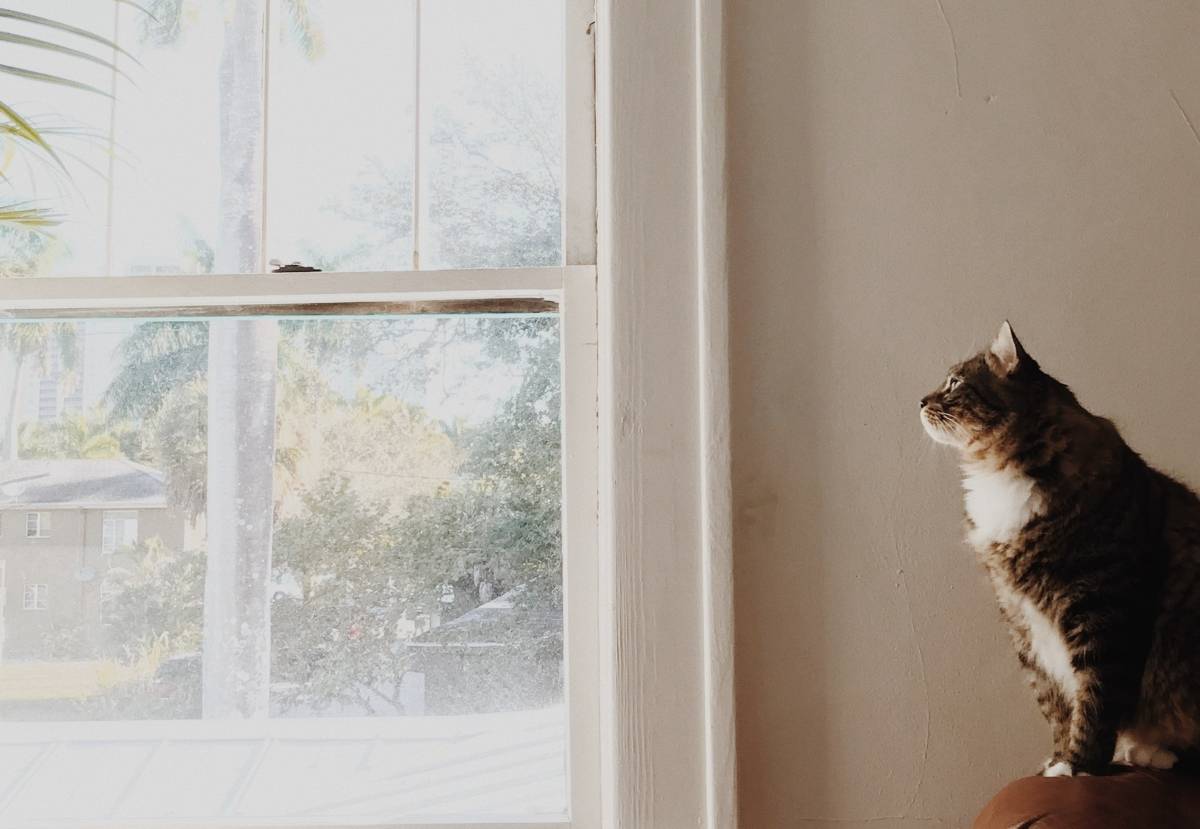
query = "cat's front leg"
xmin=1057 ymin=662 xmax=1137 ymax=776
xmin=1023 ymin=664 xmax=1072 ymax=769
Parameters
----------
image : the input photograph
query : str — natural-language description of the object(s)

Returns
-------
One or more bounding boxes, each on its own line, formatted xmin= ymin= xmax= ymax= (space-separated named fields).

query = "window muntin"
xmin=23 ymin=583 xmax=47 ymax=610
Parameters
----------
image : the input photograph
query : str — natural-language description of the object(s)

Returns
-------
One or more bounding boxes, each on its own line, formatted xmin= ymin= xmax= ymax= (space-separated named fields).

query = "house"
xmin=0 ymin=459 xmax=191 ymax=662
xmin=403 ymin=584 xmax=563 ymax=716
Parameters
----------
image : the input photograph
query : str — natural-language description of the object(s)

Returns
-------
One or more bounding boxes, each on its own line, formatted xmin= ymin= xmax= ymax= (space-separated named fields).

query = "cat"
xmin=920 ymin=321 xmax=1200 ymax=777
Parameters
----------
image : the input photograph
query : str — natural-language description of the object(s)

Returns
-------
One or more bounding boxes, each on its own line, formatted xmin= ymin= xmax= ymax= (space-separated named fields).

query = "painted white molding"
xmin=695 ymin=1 xmax=736 ymax=826
xmin=596 ymin=0 xmax=735 ymax=825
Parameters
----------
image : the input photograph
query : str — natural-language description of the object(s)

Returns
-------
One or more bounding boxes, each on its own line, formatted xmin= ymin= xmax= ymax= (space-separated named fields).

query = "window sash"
xmin=0 ymin=265 xmax=601 ymax=829
xmin=19 ymin=0 xmax=596 ymax=281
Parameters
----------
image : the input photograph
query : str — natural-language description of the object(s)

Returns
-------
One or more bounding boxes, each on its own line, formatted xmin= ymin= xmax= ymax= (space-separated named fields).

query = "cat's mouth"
xmin=920 ymin=406 xmax=966 ymax=447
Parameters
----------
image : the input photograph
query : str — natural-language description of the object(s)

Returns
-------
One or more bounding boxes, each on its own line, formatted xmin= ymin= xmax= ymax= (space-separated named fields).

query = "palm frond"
xmin=0 ymin=64 xmax=112 ymax=97
xmin=0 ymin=202 xmax=59 ymax=231
xmin=0 ymin=32 xmax=132 ymax=80
xmin=0 ymin=99 xmax=63 ymax=167
xmin=283 ymin=0 xmax=326 ymax=60
xmin=138 ymin=0 xmax=183 ymax=46
xmin=115 ymin=0 xmax=158 ymax=20
xmin=0 ymin=8 xmax=141 ymax=65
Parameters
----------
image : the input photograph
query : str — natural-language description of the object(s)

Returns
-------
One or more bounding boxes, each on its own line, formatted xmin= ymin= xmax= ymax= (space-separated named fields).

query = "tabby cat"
xmin=920 ymin=322 xmax=1200 ymax=777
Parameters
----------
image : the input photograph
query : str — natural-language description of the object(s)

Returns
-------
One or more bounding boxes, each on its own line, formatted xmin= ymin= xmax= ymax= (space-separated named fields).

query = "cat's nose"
xmin=919 ymin=396 xmax=931 ymax=409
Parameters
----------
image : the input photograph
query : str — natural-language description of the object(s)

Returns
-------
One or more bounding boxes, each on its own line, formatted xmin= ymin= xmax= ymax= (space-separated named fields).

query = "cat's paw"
xmin=1042 ymin=759 xmax=1092 ymax=778
xmin=1043 ymin=759 xmax=1075 ymax=777
xmin=1113 ymin=736 xmax=1177 ymax=770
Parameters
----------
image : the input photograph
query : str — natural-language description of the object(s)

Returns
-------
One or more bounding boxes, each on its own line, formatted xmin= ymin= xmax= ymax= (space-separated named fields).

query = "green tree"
xmin=19 ymin=407 xmax=143 ymax=459
xmin=271 ymin=476 xmax=415 ymax=714
xmin=0 ymin=321 xmax=77 ymax=460
xmin=400 ymin=317 xmax=562 ymax=613
xmin=100 ymin=538 xmax=206 ymax=659
xmin=53 ymin=3 xmax=566 ymax=719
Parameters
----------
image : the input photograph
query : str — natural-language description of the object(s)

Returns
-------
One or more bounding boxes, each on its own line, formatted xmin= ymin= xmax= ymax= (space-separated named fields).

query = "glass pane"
xmin=0 ymin=312 xmax=566 ymax=823
xmin=1 ymin=1 xmax=568 ymax=277
xmin=421 ymin=0 xmax=564 ymax=269
xmin=110 ymin=2 xmax=262 ymax=275
xmin=265 ymin=0 xmax=416 ymax=271
xmin=0 ymin=1 xmax=114 ymax=277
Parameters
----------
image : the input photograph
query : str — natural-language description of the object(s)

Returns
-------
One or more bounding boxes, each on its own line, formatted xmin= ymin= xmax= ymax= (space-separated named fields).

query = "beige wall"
xmin=729 ymin=2 xmax=1200 ymax=826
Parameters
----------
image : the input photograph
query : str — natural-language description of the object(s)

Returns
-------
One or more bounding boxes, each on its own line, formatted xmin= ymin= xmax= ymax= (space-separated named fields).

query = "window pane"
xmin=265 ymin=0 xmax=416 ymax=271
xmin=0 ymin=1 xmax=113 ymax=277
xmin=421 ymin=0 xmax=565 ymax=269
xmin=0 ymin=312 xmax=566 ymax=823
xmin=1 ymin=1 xmax=570 ymax=277
xmin=110 ymin=3 xmax=257 ymax=275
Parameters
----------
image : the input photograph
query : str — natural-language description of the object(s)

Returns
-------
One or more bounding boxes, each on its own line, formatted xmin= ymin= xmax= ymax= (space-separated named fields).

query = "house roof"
xmin=0 ymin=459 xmax=168 ymax=509
xmin=414 ymin=583 xmax=562 ymax=648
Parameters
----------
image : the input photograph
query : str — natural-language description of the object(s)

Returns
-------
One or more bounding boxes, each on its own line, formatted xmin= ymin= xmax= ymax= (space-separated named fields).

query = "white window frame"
xmin=101 ymin=510 xmax=139 ymax=555
xmin=0 ymin=3 xmax=603 ymax=828
xmin=0 ymin=0 xmax=735 ymax=825
xmin=595 ymin=0 xmax=734 ymax=827
xmin=25 ymin=511 xmax=49 ymax=539
xmin=23 ymin=583 xmax=47 ymax=611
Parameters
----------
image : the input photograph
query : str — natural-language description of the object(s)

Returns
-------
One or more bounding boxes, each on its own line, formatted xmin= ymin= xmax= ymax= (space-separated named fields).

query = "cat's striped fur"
xmin=921 ymin=322 xmax=1200 ymax=777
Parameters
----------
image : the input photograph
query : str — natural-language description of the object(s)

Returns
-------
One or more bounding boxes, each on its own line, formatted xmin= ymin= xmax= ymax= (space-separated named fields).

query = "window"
xmin=0 ymin=1 xmax=598 ymax=828
xmin=23 ymin=584 xmax=47 ymax=611
xmin=25 ymin=512 xmax=49 ymax=539
xmin=101 ymin=511 xmax=138 ymax=555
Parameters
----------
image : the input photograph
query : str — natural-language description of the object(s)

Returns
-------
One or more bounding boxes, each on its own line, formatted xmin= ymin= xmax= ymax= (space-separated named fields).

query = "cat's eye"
xmin=947 ymin=376 xmax=962 ymax=391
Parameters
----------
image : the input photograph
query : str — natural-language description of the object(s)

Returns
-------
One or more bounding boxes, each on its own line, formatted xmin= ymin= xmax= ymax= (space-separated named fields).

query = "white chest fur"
xmin=996 ymin=587 xmax=1079 ymax=699
xmin=961 ymin=464 xmax=1044 ymax=548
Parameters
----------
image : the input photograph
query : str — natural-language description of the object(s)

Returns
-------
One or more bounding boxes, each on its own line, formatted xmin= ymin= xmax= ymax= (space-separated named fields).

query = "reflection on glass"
xmin=0 ymin=313 xmax=566 ymax=823
xmin=421 ymin=0 xmax=564 ymax=269
xmin=265 ymin=0 xmax=416 ymax=271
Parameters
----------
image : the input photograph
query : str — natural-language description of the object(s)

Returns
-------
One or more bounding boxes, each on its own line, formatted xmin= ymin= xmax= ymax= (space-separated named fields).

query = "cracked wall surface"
xmin=728 ymin=1 xmax=1200 ymax=826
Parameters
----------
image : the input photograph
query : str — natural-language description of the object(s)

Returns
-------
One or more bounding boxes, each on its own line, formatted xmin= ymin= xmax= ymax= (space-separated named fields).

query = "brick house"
xmin=0 ymin=460 xmax=191 ymax=661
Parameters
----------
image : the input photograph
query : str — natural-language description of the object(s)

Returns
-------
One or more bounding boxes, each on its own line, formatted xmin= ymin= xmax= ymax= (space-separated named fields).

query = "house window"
xmin=25 ymin=512 xmax=49 ymax=539
xmin=23 ymin=584 xmax=47 ymax=611
xmin=101 ymin=511 xmax=139 ymax=555
xmin=0 ymin=1 xmax=598 ymax=827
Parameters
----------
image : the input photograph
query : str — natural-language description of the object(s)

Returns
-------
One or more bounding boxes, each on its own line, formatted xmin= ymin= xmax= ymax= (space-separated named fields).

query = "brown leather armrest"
xmin=974 ymin=767 xmax=1200 ymax=829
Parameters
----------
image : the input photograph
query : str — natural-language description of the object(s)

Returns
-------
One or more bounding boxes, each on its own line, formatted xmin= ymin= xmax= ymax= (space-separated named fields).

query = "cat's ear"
xmin=987 ymin=321 xmax=1027 ymax=376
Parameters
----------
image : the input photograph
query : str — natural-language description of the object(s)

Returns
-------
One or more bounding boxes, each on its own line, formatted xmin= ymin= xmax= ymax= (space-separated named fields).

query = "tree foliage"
xmin=5 ymin=3 xmax=568 ymax=718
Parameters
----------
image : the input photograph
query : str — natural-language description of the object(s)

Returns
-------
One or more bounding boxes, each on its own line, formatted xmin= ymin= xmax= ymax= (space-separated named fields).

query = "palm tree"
xmin=4 ymin=0 xmax=321 ymax=717
xmin=19 ymin=408 xmax=126 ymax=459
xmin=139 ymin=0 xmax=324 ymax=718
xmin=0 ymin=322 xmax=77 ymax=460
xmin=0 ymin=6 xmax=134 ymax=230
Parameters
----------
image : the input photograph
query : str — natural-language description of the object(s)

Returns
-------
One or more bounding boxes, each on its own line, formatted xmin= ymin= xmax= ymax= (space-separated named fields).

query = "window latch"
xmin=269 ymin=260 xmax=322 ymax=273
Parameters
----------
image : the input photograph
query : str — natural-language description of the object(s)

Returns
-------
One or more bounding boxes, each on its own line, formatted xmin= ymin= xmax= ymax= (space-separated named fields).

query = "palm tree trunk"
xmin=201 ymin=0 xmax=278 ymax=719
xmin=4 ymin=347 xmax=28 ymax=461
